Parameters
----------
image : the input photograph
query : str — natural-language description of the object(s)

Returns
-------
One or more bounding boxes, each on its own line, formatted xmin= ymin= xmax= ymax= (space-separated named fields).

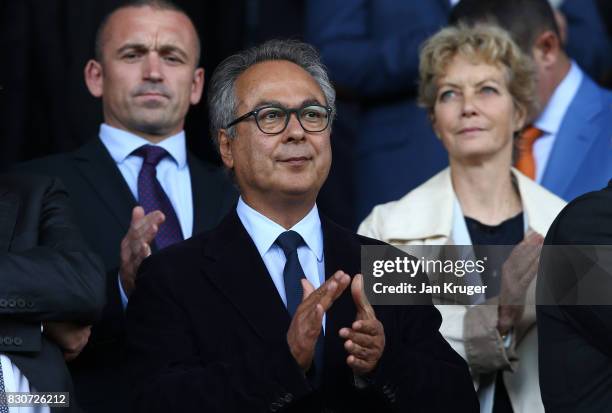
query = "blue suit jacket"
xmin=306 ymin=0 xmax=452 ymax=224
xmin=541 ymin=73 xmax=612 ymax=201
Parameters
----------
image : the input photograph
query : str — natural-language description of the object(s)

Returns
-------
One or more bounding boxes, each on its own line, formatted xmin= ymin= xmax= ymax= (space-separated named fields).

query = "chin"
xmin=130 ymin=119 xmax=174 ymax=137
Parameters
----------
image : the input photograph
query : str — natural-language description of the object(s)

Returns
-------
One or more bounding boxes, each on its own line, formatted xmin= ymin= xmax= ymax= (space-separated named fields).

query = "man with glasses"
xmin=125 ymin=39 xmax=478 ymax=412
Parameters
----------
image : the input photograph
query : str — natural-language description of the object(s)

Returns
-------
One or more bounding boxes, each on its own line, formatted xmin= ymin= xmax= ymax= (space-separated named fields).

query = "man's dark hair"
xmin=449 ymin=0 xmax=560 ymax=54
xmin=94 ymin=0 xmax=201 ymax=64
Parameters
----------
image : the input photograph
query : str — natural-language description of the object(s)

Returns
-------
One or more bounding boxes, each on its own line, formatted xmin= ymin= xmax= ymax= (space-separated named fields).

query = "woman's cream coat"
xmin=359 ymin=167 xmax=566 ymax=413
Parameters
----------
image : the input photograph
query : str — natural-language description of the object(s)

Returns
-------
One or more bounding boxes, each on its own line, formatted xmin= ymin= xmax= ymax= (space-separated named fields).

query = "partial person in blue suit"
xmin=451 ymin=0 xmax=612 ymax=202
xmin=305 ymin=0 xmax=452 ymax=226
xmin=306 ymin=0 xmax=611 ymax=227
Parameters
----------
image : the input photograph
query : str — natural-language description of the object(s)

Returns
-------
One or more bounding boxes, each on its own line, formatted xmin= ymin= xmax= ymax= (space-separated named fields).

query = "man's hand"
xmin=339 ymin=274 xmax=385 ymax=376
xmin=43 ymin=321 xmax=91 ymax=361
xmin=498 ymin=231 xmax=544 ymax=335
xmin=119 ymin=206 xmax=165 ymax=296
xmin=287 ymin=271 xmax=351 ymax=372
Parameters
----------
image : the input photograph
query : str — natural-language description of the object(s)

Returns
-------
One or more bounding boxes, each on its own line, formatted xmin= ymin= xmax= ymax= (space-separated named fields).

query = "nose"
xmin=461 ymin=91 xmax=478 ymax=117
xmin=284 ymin=112 xmax=306 ymax=142
xmin=143 ymin=53 xmax=164 ymax=82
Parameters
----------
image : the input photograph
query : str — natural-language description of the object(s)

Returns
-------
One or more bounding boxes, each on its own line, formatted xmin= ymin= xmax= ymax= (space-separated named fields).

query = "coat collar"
xmin=540 ymin=74 xmax=606 ymax=197
xmin=368 ymin=167 xmax=565 ymax=242
xmin=72 ymin=138 xmax=137 ymax=233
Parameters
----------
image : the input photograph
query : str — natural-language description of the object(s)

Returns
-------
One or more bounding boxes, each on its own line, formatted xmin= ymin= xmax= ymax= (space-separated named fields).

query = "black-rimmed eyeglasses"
xmin=225 ymin=104 xmax=332 ymax=135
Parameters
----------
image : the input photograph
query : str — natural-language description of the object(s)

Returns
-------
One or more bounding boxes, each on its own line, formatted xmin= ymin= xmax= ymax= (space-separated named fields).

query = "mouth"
xmin=278 ymin=156 xmax=312 ymax=165
xmin=458 ymin=127 xmax=484 ymax=135
xmin=135 ymin=93 xmax=169 ymax=99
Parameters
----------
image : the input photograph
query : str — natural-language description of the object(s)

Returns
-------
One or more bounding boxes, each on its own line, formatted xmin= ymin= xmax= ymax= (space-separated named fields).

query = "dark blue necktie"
xmin=133 ymin=145 xmax=184 ymax=250
xmin=276 ymin=231 xmax=306 ymax=316
xmin=275 ymin=231 xmax=324 ymax=387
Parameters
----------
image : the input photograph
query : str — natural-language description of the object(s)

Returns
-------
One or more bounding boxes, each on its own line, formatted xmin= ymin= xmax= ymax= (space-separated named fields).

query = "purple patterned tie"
xmin=133 ymin=145 xmax=184 ymax=249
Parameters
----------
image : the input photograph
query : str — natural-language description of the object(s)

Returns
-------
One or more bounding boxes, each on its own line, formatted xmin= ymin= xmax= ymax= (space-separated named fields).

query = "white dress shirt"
xmin=236 ymin=197 xmax=326 ymax=332
xmin=99 ymin=123 xmax=194 ymax=237
xmin=533 ymin=61 xmax=583 ymax=182
xmin=98 ymin=124 xmax=194 ymax=308
xmin=1 ymin=351 xmax=50 ymax=413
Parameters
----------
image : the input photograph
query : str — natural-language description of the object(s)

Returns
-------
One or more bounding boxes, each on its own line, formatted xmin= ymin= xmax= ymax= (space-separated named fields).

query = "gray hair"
xmin=207 ymin=39 xmax=336 ymax=151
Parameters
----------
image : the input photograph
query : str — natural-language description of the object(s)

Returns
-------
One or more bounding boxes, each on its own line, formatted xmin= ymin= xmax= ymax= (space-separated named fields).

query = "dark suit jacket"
xmin=16 ymin=138 xmax=237 ymax=412
xmin=0 ymin=173 xmax=105 ymax=413
xmin=306 ymin=0 xmax=451 ymax=224
xmin=537 ymin=181 xmax=612 ymax=412
xmin=125 ymin=210 xmax=478 ymax=412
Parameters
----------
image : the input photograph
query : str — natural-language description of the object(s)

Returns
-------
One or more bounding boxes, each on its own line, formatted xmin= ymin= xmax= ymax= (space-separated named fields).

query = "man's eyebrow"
xmin=116 ymin=43 xmax=148 ymax=55
xmin=158 ymin=45 xmax=189 ymax=60
xmin=115 ymin=43 xmax=189 ymax=61
xmin=248 ymin=98 xmax=325 ymax=109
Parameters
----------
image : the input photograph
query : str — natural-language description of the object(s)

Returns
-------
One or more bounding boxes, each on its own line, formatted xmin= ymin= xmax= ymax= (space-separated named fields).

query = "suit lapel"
xmin=541 ymin=77 xmax=602 ymax=198
xmin=72 ymin=139 xmax=136 ymax=234
xmin=202 ymin=211 xmax=291 ymax=342
xmin=189 ymin=153 xmax=227 ymax=235
xmin=202 ymin=212 xmax=360 ymax=380
xmin=0 ymin=190 xmax=18 ymax=252
xmin=321 ymin=217 xmax=359 ymax=381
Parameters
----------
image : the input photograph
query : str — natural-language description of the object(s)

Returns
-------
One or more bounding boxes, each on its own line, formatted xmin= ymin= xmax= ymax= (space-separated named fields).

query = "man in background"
xmin=1 ymin=173 xmax=105 ymax=413
xmin=17 ymin=1 xmax=236 ymax=411
xmin=451 ymin=0 xmax=612 ymax=201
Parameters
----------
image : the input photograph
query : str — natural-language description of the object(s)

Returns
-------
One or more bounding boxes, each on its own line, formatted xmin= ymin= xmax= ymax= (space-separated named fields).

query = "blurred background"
xmin=1 ymin=0 xmax=611 ymax=229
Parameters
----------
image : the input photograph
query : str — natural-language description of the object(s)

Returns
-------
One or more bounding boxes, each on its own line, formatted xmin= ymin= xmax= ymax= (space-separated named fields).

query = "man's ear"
xmin=190 ymin=67 xmax=205 ymax=105
xmin=84 ymin=59 xmax=104 ymax=98
xmin=532 ymin=30 xmax=561 ymax=69
xmin=218 ymin=129 xmax=234 ymax=169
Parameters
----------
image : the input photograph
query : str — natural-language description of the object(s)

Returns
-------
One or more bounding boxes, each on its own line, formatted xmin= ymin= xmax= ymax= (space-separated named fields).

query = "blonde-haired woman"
xmin=359 ymin=24 xmax=565 ymax=413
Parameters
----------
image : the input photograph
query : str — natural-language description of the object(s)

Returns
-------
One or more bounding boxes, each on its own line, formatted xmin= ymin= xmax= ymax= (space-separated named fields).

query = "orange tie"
xmin=515 ymin=126 xmax=543 ymax=179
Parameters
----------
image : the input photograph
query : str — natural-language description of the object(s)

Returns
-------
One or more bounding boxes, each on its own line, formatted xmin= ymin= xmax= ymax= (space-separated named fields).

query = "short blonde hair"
xmin=418 ymin=24 xmax=537 ymax=119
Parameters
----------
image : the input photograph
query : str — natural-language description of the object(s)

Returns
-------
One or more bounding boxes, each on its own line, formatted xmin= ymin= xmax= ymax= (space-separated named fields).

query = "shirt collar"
xmin=236 ymin=197 xmax=324 ymax=261
xmin=98 ymin=123 xmax=187 ymax=168
xmin=535 ymin=61 xmax=583 ymax=135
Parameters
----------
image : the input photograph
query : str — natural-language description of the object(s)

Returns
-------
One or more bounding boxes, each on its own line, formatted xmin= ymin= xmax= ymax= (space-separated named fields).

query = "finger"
xmin=352 ymin=320 xmax=382 ymax=337
xmin=140 ymin=241 xmax=152 ymax=259
xmin=343 ymin=330 xmax=375 ymax=349
xmin=316 ymin=271 xmax=351 ymax=311
xmin=131 ymin=206 xmax=146 ymax=225
xmin=351 ymin=274 xmax=375 ymax=320
xmin=302 ymin=303 xmax=325 ymax=339
xmin=344 ymin=340 xmax=376 ymax=361
xmin=304 ymin=271 xmax=343 ymax=306
xmin=301 ymin=278 xmax=315 ymax=301
xmin=346 ymin=354 xmax=372 ymax=374
xmin=144 ymin=210 xmax=166 ymax=226
xmin=134 ymin=211 xmax=165 ymax=238
xmin=522 ymin=231 xmax=544 ymax=246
